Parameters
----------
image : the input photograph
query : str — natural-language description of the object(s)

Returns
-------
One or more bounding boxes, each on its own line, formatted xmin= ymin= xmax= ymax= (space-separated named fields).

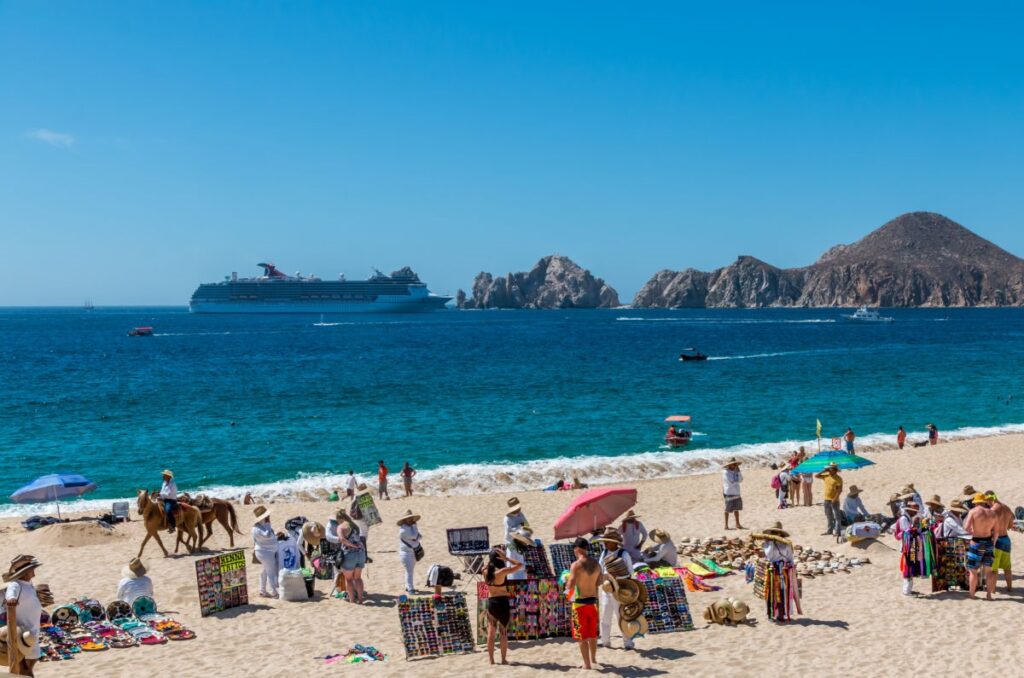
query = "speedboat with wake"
xmin=664 ymin=415 xmax=693 ymax=448
xmin=679 ymin=348 xmax=708 ymax=361
xmin=843 ymin=306 xmax=894 ymax=322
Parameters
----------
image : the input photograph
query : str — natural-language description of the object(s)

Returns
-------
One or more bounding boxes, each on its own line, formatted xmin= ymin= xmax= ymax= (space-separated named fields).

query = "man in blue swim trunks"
xmin=964 ymin=493 xmax=998 ymax=600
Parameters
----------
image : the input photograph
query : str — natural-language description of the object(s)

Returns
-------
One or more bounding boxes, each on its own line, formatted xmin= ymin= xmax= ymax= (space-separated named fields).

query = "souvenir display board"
xmin=932 ymin=538 xmax=969 ymax=592
xmin=635 ymin=573 xmax=694 ymax=634
xmin=195 ymin=550 xmax=249 ymax=617
xmin=547 ymin=541 xmax=602 ymax=575
xmin=752 ymin=560 xmax=768 ymax=600
xmin=355 ymin=492 xmax=382 ymax=527
xmin=398 ymin=593 xmax=474 ymax=660
xmin=499 ymin=543 xmax=553 ymax=579
xmin=447 ymin=527 xmax=490 ymax=555
xmin=475 ymin=578 xmax=570 ymax=644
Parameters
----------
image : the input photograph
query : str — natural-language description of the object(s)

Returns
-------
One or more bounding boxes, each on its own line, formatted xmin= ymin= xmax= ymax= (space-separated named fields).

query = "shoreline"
xmin=4 ymin=422 xmax=1022 ymax=518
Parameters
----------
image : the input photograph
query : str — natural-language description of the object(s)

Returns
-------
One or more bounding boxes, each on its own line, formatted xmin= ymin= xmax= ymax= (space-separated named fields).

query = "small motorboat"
xmin=127 ymin=326 xmax=154 ymax=337
xmin=844 ymin=306 xmax=894 ymax=322
xmin=679 ymin=347 xmax=708 ymax=361
xmin=664 ymin=415 xmax=693 ymax=448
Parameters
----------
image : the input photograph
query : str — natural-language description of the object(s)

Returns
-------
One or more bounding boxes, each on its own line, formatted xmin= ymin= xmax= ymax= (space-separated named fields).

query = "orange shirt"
xmin=378 ymin=465 xmax=388 ymax=482
xmin=897 ymin=430 xmax=906 ymax=444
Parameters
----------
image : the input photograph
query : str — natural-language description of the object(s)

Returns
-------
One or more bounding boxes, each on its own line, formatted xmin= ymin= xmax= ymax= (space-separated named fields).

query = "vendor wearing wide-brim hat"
xmin=722 ymin=457 xmax=744 ymax=530
xmin=815 ymin=462 xmax=843 ymax=539
xmin=593 ymin=526 xmax=636 ymax=650
xmin=618 ymin=510 xmax=648 ymax=562
xmin=961 ymin=485 xmax=978 ymax=510
xmin=924 ymin=495 xmax=944 ymax=520
xmin=397 ymin=510 xmax=423 ymax=595
xmin=504 ymin=497 xmax=529 ymax=547
xmin=643 ymin=528 xmax=678 ymax=567
xmin=3 ymin=554 xmax=43 ymax=671
xmin=503 ymin=527 xmax=533 ymax=582
xmin=938 ymin=501 xmax=971 ymax=539
xmin=116 ymin=557 xmax=155 ymax=606
xmin=758 ymin=522 xmax=800 ymax=622
xmin=251 ymin=506 xmax=280 ymax=598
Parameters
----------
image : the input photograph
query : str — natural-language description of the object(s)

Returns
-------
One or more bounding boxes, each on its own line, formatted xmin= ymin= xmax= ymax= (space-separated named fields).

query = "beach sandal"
xmin=108 ymin=637 xmax=138 ymax=649
xmin=165 ymin=629 xmax=196 ymax=641
xmin=140 ymin=634 xmax=168 ymax=645
xmin=79 ymin=641 xmax=108 ymax=652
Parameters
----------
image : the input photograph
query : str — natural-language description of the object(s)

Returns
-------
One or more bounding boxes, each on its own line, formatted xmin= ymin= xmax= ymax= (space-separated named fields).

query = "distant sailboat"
xmin=84 ymin=300 xmax=95 ymax=311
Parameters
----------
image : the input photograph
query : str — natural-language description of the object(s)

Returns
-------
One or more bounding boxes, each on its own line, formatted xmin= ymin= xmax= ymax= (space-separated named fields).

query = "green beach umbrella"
xmin=791 ymin=451 xmax=874 ymax=474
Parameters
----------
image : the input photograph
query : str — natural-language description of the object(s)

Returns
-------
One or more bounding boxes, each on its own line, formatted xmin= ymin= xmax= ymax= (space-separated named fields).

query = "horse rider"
xmin=159 ymin=469 xmax=179 ymax=534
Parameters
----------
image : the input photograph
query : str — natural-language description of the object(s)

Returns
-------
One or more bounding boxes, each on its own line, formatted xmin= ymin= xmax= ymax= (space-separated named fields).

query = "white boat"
xmin=844 ymin=306 xmax=894 ymax=322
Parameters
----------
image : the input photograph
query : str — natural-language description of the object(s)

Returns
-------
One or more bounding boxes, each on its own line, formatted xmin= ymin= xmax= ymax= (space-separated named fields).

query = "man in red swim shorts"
xmin=565 ymin=537 xmax=600 ymax=669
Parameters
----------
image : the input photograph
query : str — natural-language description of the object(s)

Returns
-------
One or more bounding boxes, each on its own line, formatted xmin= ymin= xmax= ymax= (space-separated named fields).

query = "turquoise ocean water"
xmin=2 ymin=307 xmax=1023 ymax=514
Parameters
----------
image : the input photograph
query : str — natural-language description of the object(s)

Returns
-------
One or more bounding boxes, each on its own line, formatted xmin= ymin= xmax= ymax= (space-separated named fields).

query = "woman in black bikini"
xmin=484 ymin=546 xmax=523 ymax=665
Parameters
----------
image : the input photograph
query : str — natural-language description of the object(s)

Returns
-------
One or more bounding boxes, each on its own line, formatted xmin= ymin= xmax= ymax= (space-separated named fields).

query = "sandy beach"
xmin=4 ymin=433 xmax=1022 ymax=678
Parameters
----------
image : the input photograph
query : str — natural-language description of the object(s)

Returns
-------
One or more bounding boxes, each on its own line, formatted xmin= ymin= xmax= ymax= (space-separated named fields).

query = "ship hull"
xmin=189 ymin=296 xmax=450 ymax=313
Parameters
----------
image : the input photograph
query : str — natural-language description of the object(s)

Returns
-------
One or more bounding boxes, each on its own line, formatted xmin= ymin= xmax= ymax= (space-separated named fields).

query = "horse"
xmin=180 ymin=493 xmax=244 ymax=549
xmin=136 ymin=489 xmax=202 ymax=558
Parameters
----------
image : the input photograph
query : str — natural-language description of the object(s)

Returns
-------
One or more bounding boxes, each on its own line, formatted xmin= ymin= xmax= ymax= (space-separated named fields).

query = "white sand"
xmin=4 ymin=434 xmax=1022 ymax=677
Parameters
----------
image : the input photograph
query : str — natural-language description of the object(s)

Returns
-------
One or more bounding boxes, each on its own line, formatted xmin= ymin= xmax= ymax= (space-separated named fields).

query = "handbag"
xmin=402 ymin=539 xmax=425 ymax=562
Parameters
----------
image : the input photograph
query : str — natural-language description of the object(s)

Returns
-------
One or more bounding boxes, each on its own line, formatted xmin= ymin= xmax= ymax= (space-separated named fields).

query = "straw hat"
xmin=886 ymin=493 xmax=900 ymax=506
xmin=762 ymin=522 xmax=789 ymax=538
xmin=948 ymin=501 xmax=968 ymax=515
xmin=3 ymin=554 xmax=41 ymax=583
xmin=898 ymin=486 xmax=916 ymax=500
xmin=724 ymin=457 xmax=741 ymax=468
xmin=602 ymin=556 xmax=630 ymax=578
xmin=619 ymin=615 xmax=648 ymax=640
xmin=510 ymin=527 xmax=534 ymax=547
xmin=620 ymin=600 xmax=644 ymax=622
xmin=599 ymin=573 xmax=619 ymax=595
xmin=252 ymin=506 xmax=271 ymax=525
xmin=925 ymin=495 xmax=943 ymax=509
xmin=962 ymin=485 xmax=977 ymax=497
xmin=847 ymin=485 xmax=863 ymax=497
xmin=621 ymin=510 xmax=641 ymax=522
xmin=122 ymin=558 xmax=146 ymax=579
xmin=506 ymin=497 xmax=523 ymax=515
xmin=614 ymin=579 xmax=641 ymax=605
xmin=594 ymin=527 xmax=623 ymax=545
xmin=396 ymin=510 xmax=421 ymax=526
xmin=301 ymin=521 xmax=326 ymax=546
xmin=650 ymin=528 xmax=671 ymax=544
xmin=0 ymin=627 xmax=37 ymax=654
xmin=161 ymin=469 xmax=174 ymax=478
xmin=825 ymin=462 xmax=839 ymax=472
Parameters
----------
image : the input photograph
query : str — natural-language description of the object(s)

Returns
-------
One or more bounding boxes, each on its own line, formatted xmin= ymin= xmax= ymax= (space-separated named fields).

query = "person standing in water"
xmin=896 ymin=425 xmax=906 ymax=450
xmin=844 ymin=428 xmax=856 ymax=453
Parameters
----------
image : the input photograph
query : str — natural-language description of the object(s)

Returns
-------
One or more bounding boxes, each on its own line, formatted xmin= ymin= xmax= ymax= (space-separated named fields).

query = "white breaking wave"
xmin=2 ymin=422 xmax=1023 ymax=517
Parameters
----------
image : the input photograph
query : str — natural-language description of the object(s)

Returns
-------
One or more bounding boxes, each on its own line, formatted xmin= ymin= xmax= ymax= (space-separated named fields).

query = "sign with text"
xmin=355 ymin=492 xmax=382 ymax=526
xmin=195 ymin=550 xmax=249 ymax=617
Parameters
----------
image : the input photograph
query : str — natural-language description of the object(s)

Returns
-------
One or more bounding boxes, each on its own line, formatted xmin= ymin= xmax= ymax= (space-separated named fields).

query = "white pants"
xmin=399 ymin=549 xmax=416 ymax=593
xmin=256 ymin=549 xmax=279 ymax=595
xmin=599 ymin=589 xmax=634 ymax=648
xmin=902 ymin=577 xmax=913 ymax=595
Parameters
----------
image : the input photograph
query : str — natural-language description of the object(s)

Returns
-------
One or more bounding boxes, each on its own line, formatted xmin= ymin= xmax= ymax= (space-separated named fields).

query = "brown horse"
xmin=136 ymin=489 xmax=202 ymax=558
xmin=180 ymin=493 xmax=243 ymax=549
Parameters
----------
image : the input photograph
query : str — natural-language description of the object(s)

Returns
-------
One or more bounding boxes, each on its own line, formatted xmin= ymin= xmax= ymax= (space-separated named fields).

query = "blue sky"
xmin=2 ymin=2 xmax=1023 ymax=304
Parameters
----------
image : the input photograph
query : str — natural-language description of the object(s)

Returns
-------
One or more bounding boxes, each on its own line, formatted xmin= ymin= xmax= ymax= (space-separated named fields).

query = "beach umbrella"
xmin=791 ymin=452 xmax=874 ymax=474
xmin=10 ymin=473 xmax=97 ymax=518
xmin=553 ymin=487 xmax=637 ymax=540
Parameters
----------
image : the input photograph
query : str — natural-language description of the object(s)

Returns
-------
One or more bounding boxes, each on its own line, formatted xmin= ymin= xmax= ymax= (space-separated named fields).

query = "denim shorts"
xmin=340 ymin=549 xmax=367 ymax=571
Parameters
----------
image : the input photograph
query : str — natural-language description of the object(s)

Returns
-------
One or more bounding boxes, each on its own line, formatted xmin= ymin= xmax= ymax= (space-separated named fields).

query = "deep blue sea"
xmin=2 ymin=307 xmax=1023 ymax=514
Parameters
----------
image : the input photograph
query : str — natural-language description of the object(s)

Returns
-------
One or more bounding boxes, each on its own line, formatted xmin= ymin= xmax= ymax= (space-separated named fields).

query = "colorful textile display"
xmin=475 ymin=579 xmax=570 ymax=644
xmin=899 ymin=523 xmax=938 ymax=579
xmin=763 ymin=561 xmax=801 ymax=622
xmin=397 ymin=593 xmax=474 ymax=660
xmin=37 ymin=604 xmax=196 ymax=661
xmin=548 ymin=541 xmax=601 ymax=575
xmin=751 ymin=560 xmax=767 ymax=599
xmin=932 ymin=537 xmax=969 ymax=592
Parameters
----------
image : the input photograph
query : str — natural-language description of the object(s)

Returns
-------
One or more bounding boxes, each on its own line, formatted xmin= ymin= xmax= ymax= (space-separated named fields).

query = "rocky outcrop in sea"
xmin=457 ymin=255 xmax=619 ymax=309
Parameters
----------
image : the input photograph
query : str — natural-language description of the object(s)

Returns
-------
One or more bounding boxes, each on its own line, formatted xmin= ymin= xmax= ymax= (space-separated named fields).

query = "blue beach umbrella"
xmin=10 ymin=473 xmax=97 ymax=518
xmin=791 ymin=452 xmax=874 ymax=474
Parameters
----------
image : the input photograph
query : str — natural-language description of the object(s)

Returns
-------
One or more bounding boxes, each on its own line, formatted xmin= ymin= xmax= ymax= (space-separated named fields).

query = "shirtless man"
xmin=565 ymin=537 xmax=601 ymax=670
xmin=964 ymin=493 xmax=998 ymax=600
xmin=987 ymin=491 xmax=1015 ymax=592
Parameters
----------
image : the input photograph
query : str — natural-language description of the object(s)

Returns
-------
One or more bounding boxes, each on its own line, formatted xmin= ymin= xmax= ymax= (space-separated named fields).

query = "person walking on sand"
xmin=844 ymin=428 xmax=856 ymax=453
xmin=345 ymin=470 xmax=357 ymax=499
xmin=158 ymin=469 xmax=178 ymax=534
xmin=815 ymin=462 xmax=843 ymax=539
xmin=964 ymin=493 xmax=998 ymax=600
xmin=4 ymin=554 xmax=43 ymax=676
xmin=251 ymin=506 xmax=279 ymax=598
xmin=397 ymin=509 xmax=422 ymax=595
xmin=722 ymin=458 xmax=744 ymax=530
xmin=401 ymin=462 xmax=416 ymax=497
xmin=484 ymin=546 xmax=523 ymax=666
xmin=377 ymin=460 xmax=390 ymax=500
xmin=897 ymin=425 xmax=906 ymax=450
xmin=565 ymin=537 xmax=601 ymax=670
xmin=927 ymin=423 xmax=939 ymax=445
xmin=987 ymin=491 xmax=1015 ymax=592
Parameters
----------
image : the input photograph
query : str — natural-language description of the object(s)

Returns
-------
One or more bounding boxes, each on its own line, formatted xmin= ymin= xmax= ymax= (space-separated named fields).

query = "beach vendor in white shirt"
xmin=722 ymin=458 xmax=744 ymax=530
xmin=619 ymin=510 xmax=648 ymax=562
xmin=251 ymin=506 xmax=280 ymax=598
xmin=116 ymin=558 xmax=155 ymax=605
xmin=4 ymin=554 xmax=43 ymax=676
xmin=504 ymin=497 xmax=528 ymax=546
xmin=938 ymin=501 xmax=971 ymax=539
xmin=506 ymin=527 xmax=534 ymax=581
xmin=643 ymin=529 xmax=678 ymax=567
xmin=158 ymin=469 xmax=179 ymax=534
xmin=594 ymin=527 xmax=635 ymax=650
xmin=397 ymin=509 xmax=423 ymax=595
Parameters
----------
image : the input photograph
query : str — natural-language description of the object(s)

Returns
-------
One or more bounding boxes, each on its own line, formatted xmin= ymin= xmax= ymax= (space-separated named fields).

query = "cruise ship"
xmin=189 ymin=263 xmax=452 ymax=313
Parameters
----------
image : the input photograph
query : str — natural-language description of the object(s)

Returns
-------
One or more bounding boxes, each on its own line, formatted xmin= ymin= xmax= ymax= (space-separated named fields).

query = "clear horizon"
xmin=3 ymin=3 xmax=1023 ymax=305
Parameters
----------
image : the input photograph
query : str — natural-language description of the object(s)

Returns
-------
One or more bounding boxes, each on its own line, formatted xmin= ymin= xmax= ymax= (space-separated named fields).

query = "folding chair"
xmin=112 ymin=501 xmax=131 ymax=523
xmin=446 ymin=527 xmax=490 ymax=590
